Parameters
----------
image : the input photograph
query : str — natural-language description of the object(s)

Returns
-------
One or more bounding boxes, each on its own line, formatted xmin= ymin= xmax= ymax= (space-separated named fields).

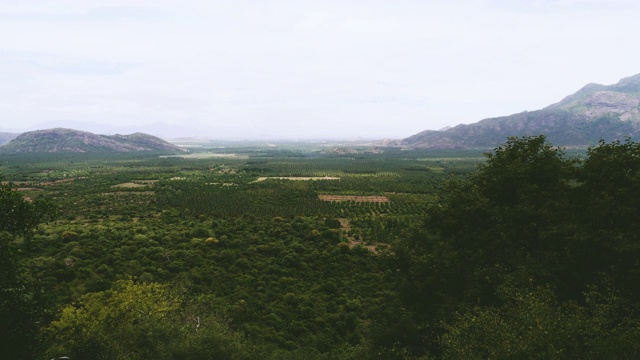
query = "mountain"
xmin=0 ymin=132 xmax=19 ymax=146
xmin=0 ymin=128 xmax=189 ymax=154
xmin=14 ymin=120 xmax=210 ymax=140
xmin=403 ymin=74 xmax=640 ymax=149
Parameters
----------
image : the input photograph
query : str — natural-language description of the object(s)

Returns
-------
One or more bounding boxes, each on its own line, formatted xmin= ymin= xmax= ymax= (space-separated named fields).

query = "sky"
xmin=1 ymin=0 xmax=640 ymax=139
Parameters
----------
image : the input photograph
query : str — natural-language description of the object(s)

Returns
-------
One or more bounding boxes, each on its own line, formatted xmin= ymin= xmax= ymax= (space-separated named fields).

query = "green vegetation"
xmin=2 ymin=138 xmax=640 ymax=358
xmin=0 ymin=128 xmax=187 ymax=154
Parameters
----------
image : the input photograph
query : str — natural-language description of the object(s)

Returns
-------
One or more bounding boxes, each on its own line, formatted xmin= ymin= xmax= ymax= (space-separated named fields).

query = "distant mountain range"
xmin=403 ymin=73 xmax=640 ymax=148
xmin=0 ymin=128 xmax=188 ymax=154
xmin=4 ymin=74 xmax=640 ymax=149
xmin=0 ymin=120 xmax=280 ymax=141
xmin=0 ymin=121 xmax=214 ymax=141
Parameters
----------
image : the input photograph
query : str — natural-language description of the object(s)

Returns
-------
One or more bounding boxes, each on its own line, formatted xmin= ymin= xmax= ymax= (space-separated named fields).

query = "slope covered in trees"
xmin=389 ymin=136 xmax=640 ymax=358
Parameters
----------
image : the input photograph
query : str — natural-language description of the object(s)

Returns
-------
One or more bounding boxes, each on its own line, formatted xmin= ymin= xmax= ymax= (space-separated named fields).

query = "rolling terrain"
xmin=403 ymin=73 xmax=640 ymax=148
xmin=0 ymin=132 xmax=18 ymax=146
xmin=0 ymin=128 xmax=188 ymax=153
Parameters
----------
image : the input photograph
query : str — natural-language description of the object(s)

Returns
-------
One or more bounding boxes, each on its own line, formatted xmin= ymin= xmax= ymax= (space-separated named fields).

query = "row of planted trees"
xmin=4 ymin=136 xmax=640 ymax=358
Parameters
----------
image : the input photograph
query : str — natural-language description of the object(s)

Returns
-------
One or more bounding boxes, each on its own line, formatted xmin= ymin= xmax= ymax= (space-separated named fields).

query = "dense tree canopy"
xmin=3 ymin=137 xmax=640 ymax=359
xmin=391 ymin=136 xmax=640 ymax=358
xmin=46 ymin=279 xmax=252 ymax=360
xmin=0 ymin=177 xmax=56 ymax=358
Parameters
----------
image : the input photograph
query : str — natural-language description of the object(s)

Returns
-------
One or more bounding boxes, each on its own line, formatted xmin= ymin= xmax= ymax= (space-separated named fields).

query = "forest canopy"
xmin=1 ymin=136 xmax=640 ymax=359
xmin=392 ymin=136 xmax=640 ymax=358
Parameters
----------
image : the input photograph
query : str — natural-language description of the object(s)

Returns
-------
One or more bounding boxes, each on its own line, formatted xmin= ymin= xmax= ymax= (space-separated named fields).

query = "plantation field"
xmin=7 ymin=137 xmax=640 ymax=359
xmin=0 ymin=143 xmax=485 ymax=358
xmin=161 ymin=152 xmax=250 ymax=159
xmin=319 ymin=195 xmax=390 ymax=203
xmin=254 ymin=176 xmax=341 ymax=182
xmin=112 ymin=182 xmax=148 ymax=188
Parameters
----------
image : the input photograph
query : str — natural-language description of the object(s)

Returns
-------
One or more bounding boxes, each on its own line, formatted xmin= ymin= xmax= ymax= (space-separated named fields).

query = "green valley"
xmin=2 ymin=137 xmax=640 ymax=359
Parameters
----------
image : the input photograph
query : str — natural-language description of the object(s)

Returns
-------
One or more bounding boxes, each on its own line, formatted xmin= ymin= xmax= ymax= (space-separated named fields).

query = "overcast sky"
xmin=1 ymin=0 xmax=639 ymax=139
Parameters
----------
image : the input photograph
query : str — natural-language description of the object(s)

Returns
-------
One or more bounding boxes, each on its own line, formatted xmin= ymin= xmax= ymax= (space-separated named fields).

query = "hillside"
xmin=0 ymin=128 xmax=188 ymax=154
xmin=0 ymin=132 xmax=19 ymax=146
xmin=403 ymin=74 xmax=640 ymax=148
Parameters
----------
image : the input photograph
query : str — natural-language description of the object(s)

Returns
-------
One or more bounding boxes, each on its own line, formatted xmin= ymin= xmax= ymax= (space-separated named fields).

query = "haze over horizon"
xmin=1 ymin=0 xmax=640 ymax=140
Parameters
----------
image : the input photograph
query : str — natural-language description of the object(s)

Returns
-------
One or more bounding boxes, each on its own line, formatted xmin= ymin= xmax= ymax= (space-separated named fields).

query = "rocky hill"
xmin=403 ymin=74 xmax=640 ymax=148
xmin=0 ymin=132 xmax=19 ymax=146
xmin=0 ymin=128 xmax=188 ymax=154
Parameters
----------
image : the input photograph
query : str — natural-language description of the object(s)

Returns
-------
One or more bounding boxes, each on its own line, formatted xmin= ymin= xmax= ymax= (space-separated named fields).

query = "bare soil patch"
xmin=133 ymin=180 xmax=158 ymax=184
xmin=319 ymin=195 xmax=389 ymax=203
xmin=338 ymin=218 xmax=379 ymax=254
xmin=161 ymin=153 xmax=249 ymax=159
xmin=16 ymin=187 xmax=42 ymax=192
xmin=112 ymin=182 xmax=147 ymax=188
xmin=41 ymin=178 xmax=75 ymax=186
xmin=253 ymin=176 xmax=340 ymax=183
xmin=102 ymin=191 xmax=155 ymax=196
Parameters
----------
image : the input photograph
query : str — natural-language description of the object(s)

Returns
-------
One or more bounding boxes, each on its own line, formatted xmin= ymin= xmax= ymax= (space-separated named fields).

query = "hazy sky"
xmin=1 ymin=0 xmax=639 ymax=139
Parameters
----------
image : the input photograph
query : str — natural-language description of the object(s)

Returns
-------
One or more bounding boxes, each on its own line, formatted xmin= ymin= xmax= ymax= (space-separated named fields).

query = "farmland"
xmin=0 ymin=142 xmax=481 ymax=359
xmin=4 ymin=137 xmax=640 ymax=359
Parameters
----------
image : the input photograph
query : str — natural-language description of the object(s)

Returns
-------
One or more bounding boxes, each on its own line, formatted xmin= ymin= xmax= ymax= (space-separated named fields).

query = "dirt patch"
xmin=337 ymin=218 xmax=379 ymax=254
xmin=253 ymin=176 xmax=340 ymax=183
xmin=161 ymin=153 xmax=249 ymax=159
xmin=205 ymin=182 xmax=237 ymax=186
xmin=16 ymin=187 xmax=43 ymax=192
xmin=40 ymin=178 xmax=75 ymax=186
xmin=112 ymin=182 xmax=147 ymax=188
xmin=102 ymin=191 xmax=155 ymax=196
xmin=9 ymin=178 xmax=75 ymax=187
xmin=319 ymin=195 xmax=389 ymax=203
xmin=133 ymin=180 xmax=157 ymax=184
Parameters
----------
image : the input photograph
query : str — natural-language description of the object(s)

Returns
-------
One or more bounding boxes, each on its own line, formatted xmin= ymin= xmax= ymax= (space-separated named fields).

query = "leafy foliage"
xmin=46 ymin=279 xmax=251 ymax=360
xmin=5 ymin=137 xmax=640 ymax=359
xmin=0 ymin=177 xmax=55 ymax=358
xmin=390 ymin=136 xmax=640 ymax=357
xmin=441 ymin=286 xmax=640 ymax=359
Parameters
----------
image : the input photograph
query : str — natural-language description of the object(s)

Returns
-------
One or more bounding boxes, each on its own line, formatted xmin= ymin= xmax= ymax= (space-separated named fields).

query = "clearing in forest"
xmin=253 ymin=176 xmax=340 ymax=182
xmin=112 ymin=180 xmax=157 ymax=188
xmin=112 ymin=182 xmax=147 ymax=188
xmin=102 ymin=191 xmax=155 ymax=196
xmin=338 ymin=218 xmax=379 ymax=253
xmin=319 ymin=195 xmax=389 ymax=203
xmin=160 ymin=153 xmax=249 ymax=159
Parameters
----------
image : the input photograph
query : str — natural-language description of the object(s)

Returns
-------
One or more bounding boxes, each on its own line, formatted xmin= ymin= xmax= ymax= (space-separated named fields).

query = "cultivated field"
xmin=319 ymin=195 xmax=390 ymax=203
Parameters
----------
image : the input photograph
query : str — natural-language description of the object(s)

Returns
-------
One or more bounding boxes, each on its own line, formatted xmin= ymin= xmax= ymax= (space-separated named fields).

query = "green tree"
xmin=422 ymin=136 xmax=574 ymax=306
xmin=390 ymin=136 xmax=579 ymax=356
xmin=0 ymin=176 xmax=56 ymax=358
xmin=0 ymin=180 xmax=40 ymax=235
xmin=441 ymin=286 xmax=640 ymax=359
xmin=570 ymin=139 xmax=640 ymax=301
xmin=46 ymin=279 xmax=252 ymax=360
xmin=390 ymin=136 xmax=640 ymax=357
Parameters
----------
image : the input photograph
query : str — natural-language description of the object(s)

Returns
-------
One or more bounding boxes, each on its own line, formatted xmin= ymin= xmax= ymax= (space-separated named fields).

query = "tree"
xmin=390 ymin=136 xmax=578 ymax=356
xmin=389 ymin=136 xmax=640 ymax=357
xmin=441 ymin=286 xmax=640 ymax=359
xmin=423 ymin=136 xmax=574 ymax=304
xmin=0 ymin=176 xmax=56 ymax=358
xmin=570 ymin=139 xmax=640 ymax=301
xmin=0 ymin=180 xmax=39 ymax=235
xmin=46 ymin=279 xmax=252 ymax=360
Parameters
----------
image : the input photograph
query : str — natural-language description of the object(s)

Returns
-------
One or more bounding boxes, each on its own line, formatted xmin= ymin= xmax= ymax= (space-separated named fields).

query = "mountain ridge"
xmin=403 ymin=74 xmax=640 ymax=148
xmin=0 ymin=128 xmax=188 ymax=154
xmin=0 ymin=132 xmax=19 ymax=146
